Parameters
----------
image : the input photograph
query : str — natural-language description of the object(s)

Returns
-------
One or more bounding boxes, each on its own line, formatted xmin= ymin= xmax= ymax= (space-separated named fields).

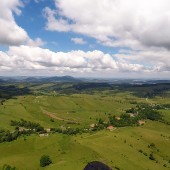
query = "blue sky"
xmin=0 ymin=0 xmax=170 ymax=78
xmin=14 ymin=0 xmax=121 ymax=53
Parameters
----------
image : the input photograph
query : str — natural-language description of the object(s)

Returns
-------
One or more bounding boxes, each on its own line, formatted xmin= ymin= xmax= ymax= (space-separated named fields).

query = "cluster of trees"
xmin=126 ymin=103 xmax=163 ymax=121
xmin=0 ymin=129 xmax=32 ymax=143
xmin=126 ymin=107 xmax=136 ymax=113
xmin=149 ymin=153 xmax=156 ymax=161
xmin=90 ymin=118 xmax=107 ymax=131
xmin=121 ymin=83 xmax=170 ymax=98
xmin=55 ymin=127 xmax=81 ymax=135
xmin=108 ymin=104 xmax=163 ymax=127
xmin=11 ymin=119 xmax=44 ymax=132
xmin=0 ymin=119 xmax=47 ymax=143
xmin=54 ymin=125 xmax=107 ymax=135
xmin=0 ymin=129 xmax=19 ymax=143
xmin=0 ymin=99 xmax=5 ymax=105
xmin=163 ymin=104 xmax=170 ymax=108
xmin=136 ymin=104 xmax=162 ymax=121
xmin=90 ymin=124 xmax=106 ymax=132
xmin=2 ymin=164 xmax=16 ymax=170
xmin=109 ymin=114 xmax=138 ymax=127
xmin=0 ymin=85 xmax=30 ymax=100
xmin=40 ymin=155 xmax=52 ymax=167
xmin=42 ymin=82 xmax=113 ymax=94
xmin=1 ymin=156 xmax=52 ymax=168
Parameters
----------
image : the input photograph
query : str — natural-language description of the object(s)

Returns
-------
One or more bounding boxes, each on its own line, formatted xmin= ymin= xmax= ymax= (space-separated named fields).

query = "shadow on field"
xmin=0 ymin=85 xmax=31 ymax=100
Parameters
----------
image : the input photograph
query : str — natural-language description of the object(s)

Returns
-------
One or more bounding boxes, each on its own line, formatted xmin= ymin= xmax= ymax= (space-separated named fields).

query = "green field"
xmin=0 ymin=122 xmax=170 ymax=170
xmin=0 ymin=92 xmax=138 ymax=130
xmin=0 ymin=83 xmax=170 ymax=170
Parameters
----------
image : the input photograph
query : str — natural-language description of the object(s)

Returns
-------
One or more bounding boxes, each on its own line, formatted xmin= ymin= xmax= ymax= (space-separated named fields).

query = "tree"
xmin=2 ymin=164 xmax=16 ymax=170
xmin=40 ymin=155 xmax=52 ymax=167
xmin=149 ymin=153 xmax=155 ymax=161
xmin=98 ymin=118 xmax=104 ymax=124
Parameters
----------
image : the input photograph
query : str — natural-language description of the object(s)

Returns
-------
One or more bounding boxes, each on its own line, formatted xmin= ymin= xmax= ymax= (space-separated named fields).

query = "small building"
xmin=19 ymin=127 xmax=25 ymax=132
xmin=39 ymin=133 xmax=49 ymax=137
xmin=45 ymin=128 xmax=51 ymax=133
xmin=107 ymin=126 xmax=114 ymax=131
xmin=90 ymin=124 xmax=95 ymax=128
xmin=138 ymin=120 xmax=145 ymax=126
xmin=115 ymin=116 xmax=120 ymax=120
xmin=60 ymin=125 xmax=66 ymax=130
xmin=19 ymin=127 xmax=30 ymax=132
xmin=128 ymin=113 xmax=135 ymax=117
xmin=83 ymin=129 xmax=88 ymax=131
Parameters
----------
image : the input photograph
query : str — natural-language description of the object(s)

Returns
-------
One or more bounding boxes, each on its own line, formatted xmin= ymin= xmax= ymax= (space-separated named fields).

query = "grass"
xmin=0 ymin=92 xmax=137 ymax=130
xmin=0 ymin=87 xmax=170 ymax=170
xmin=0 ymin=121 xmax=169 ymax=170
xmin=0 ymin=134 xmax=100 ymax=170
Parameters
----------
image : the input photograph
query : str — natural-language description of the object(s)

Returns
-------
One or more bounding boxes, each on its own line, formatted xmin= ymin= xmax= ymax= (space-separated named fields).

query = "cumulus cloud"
xmin=0 ymin=0 xmax=44 ymax=46
xmin=1 ymin=0 xmax=169 ymax=77
xmin=1 ymin=45 xmax=170 ymax=77
xmin=71 ymin=37 xmax=86 ymax=45
xmin=0 ymin=45 xmax=150 ymax=74
xmin=27 ymin=38 xmax=46 ymax=47
xmin=115 ymin=49 xmax=170 ymax=72
xmin=43 ymin=0 xmax=170 ymax=50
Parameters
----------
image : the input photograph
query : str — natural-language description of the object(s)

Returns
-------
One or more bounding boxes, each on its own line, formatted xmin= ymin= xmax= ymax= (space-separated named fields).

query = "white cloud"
xmin=43 ymin=7 xmax=71 ymax=32
xmin=1 ymin=45 xmax=170 ymax=77
xmin=0 ymin=0 xmax=44 ymax=46
xmin=0 ymin=45 xmax=148 ymax=74
xmin=115 ymin=49 xmax=170 ymax=72
xmin=27 ymin=38 xmax=46 ymax=47
xmin=0 ymin=0 xmax=169 ymax=78
xmin=71 ymin=37 xmax=86 ymax=45
xmin=44 ymin=0 xmax=170 ymax=50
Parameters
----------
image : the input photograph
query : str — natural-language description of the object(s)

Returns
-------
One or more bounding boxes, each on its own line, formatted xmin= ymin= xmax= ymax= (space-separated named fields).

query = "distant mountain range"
xmin=0 ymin=76 xmax=81 ymax=83
xmin=0 ymin=76 xmax=170 ymax=84
xmin=0 ymin=79 xmax=5 ymax=83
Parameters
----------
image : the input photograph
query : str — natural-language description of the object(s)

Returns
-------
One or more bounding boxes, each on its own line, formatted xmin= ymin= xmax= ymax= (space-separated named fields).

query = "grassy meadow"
xmin=0 ymin=83 xmax=170 ymax=170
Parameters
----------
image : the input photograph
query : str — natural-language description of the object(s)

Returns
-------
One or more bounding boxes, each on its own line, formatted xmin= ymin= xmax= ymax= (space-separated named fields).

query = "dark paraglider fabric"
xmin=84 ymin=161 xmax=112 ymax=170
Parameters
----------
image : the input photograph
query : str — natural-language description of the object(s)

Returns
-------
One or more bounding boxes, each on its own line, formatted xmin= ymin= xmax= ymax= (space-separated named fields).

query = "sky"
xmin=0 ymin=0 xmax=170 ymax=79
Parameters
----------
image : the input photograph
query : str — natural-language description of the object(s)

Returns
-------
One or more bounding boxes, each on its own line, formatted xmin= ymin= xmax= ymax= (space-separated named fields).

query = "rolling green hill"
xmin=0 ymin=83 xmax=170 ymax=170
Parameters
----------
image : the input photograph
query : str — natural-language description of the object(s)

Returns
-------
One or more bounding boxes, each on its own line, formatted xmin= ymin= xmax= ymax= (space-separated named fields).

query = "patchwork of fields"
xmin=0 ymin=83 xmax=170 ymax=170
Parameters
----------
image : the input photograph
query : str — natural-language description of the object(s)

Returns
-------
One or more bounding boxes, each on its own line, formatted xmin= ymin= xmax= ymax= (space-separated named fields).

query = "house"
xmin=39 ymin=133 xmax=49 ymax=137
xmin=45 ymin=128 xmax=51 ymax=133
xmin=60 ymin=125 xmax=66 ymax=130
xmin=128 ymin=113 xmax=135 ymax=117
xmin=19 ymin=127 xmax=25 ymax=132
xmin=83 ymin=129 xmax=88 ymax=131
xmin=90 ymin=124 xmax=95 ymax=128
xmin=19 ymin=127 xmax=30 ymax=132
xmin=107 ymin=126 xmax=114 ymax=131
xmin=138 ymin=120 xmax=145 ymax=126
xmin=115 ymin=116 xmax=120 ymax=120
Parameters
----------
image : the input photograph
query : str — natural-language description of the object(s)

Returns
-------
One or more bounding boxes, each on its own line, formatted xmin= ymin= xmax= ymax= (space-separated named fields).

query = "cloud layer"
xmin=1 ymin=45 xmax=170 ymax=77
xmin=44 ymin=0 xmax=170 ymax=50
xmin=0 ymin=0 xmax=169 ymax=78
xmin=0 ymin=0 xmax=44 ymax=46
xmin=71 ymin=38 xmax=86 ymax=45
